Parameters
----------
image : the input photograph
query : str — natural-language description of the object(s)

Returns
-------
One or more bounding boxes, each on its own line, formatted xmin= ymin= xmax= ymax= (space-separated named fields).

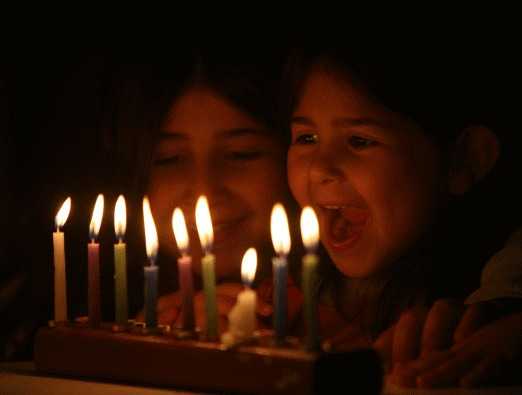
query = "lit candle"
xmin=114 ymin=195 xmax=128 ymax=326
xmin=143 ymin=197 xmax=159 ymax=329
xmin=270 ymin=203 xmax=291 ymax=345
xmin=172 ymin=207 xmax=195 ymax=331
xmin=53 ymin=197 xmax=71 ymax=323
xmin=224 ymin=248 xmax=257 ymax=344
xmin=195 ymin=196 xmax=218 ymax=340
xmin=88 ymin=194 xmax=104 ymax=327
xmin=301 ymin=206 xmax=320 ymax=351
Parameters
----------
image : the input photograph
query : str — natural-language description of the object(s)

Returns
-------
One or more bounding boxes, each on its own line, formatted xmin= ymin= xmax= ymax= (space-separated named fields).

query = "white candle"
xmin=222 ymin=248 xmax=257 ymax=346
xmin=53 ymin=197 xmax=71 ymax=323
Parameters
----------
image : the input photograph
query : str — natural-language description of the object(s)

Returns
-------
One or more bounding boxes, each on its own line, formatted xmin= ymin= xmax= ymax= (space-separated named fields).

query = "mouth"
xmin=317 ymin=205 xmax=369 ymax=251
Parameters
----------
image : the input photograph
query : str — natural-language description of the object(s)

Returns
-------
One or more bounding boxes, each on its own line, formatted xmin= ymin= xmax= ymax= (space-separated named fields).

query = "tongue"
xmin=330 ymin=215 xmax=351 ymax=243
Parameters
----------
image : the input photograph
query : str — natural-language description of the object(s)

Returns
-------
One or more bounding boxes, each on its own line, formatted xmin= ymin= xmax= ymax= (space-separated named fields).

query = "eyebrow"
xmin=291 ymin=116 xmax=394 ymax=130
xmin=157 ymin=131 xmax=189 ymax=141
xmin=217 ymin=128 xmax=271 ymax=139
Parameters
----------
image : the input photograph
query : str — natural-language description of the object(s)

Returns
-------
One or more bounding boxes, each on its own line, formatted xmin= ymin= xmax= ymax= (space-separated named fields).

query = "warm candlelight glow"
xmin=143 ymin=196 xmax=158 ymax=263
xmin=195 ymin=196 xmax=213 ymax=253
xmin=114 ymin=195 xmax=126 ymax=241
xmin=55 ymin=197 xmax=71 ymax=230
xmin=270 ymin=203 xmax=291 ymax=256
xmin=241 ymin=248 xmax=257 ymax=286
xmin=300 ymin=206 xmax=319 ymax=252
xmin=172 ymin=207 xmax=189 ymax=255
xmin=89 ymin=194 xmax=104 ymax=240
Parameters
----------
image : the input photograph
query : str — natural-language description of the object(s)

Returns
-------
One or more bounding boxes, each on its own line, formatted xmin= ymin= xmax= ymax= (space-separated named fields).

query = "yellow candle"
xmin=53 ymin=197 xmax=71 ymax=323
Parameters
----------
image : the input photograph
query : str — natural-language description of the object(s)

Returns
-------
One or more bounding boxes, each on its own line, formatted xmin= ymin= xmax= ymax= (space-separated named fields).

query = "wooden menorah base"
xmin=34 ymin=323 xmax=382 ymax=394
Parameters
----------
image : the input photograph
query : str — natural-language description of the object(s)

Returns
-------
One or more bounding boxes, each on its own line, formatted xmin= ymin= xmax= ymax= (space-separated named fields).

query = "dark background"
xmin=2 ymin=42 xmax=522 ymax=361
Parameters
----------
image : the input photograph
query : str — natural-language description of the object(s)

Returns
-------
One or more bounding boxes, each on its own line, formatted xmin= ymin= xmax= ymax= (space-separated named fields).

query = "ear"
xmin=449 ymin=126 xmax=500 ymax=195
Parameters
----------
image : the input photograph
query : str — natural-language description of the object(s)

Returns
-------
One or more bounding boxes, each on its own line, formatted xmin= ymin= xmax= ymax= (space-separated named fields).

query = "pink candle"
xmin=172 ymin=208 xmax=195 ymax=330
xmin=88 ymin=194 xmax=104 ymax=327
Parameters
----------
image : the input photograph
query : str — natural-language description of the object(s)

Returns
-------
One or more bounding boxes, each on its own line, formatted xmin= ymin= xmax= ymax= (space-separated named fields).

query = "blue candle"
xmin=143 ymin=197 xmax=159 ymax=329
xmin=270 ymin=203 xmax=291 ymax=345
xmin=144 ymin=264 xmax=159 ymax=328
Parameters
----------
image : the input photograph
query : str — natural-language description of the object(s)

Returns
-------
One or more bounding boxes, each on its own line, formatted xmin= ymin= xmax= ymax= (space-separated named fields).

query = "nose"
xmin=309 ymin=146 xmax=345 ymax=185
xmin=179 ymin=159 xmax=229 ymax=209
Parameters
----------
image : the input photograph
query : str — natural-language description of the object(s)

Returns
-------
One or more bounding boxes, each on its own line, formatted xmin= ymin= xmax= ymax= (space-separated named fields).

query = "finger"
xmin=453 ymin=303 xmax=489 ymax=343
xmin=417 ymin=350 xmax=480 ymax=388
xmin=459 ymin=356 xmax=499 ymax=388
xmin=158 ymin=307 xmax=179 ymax=326
xmin=157 ymin=293 xmax=181 ymax=312
xmin=388 ymin=351 xmax=451 ymax=388
xmin=421 ymin=299 xmax=463 ymax=355
xmin=392 ymin=306 xmax=429 ymax=365
xmin=373 ymin=324 xmax=395 ymax=368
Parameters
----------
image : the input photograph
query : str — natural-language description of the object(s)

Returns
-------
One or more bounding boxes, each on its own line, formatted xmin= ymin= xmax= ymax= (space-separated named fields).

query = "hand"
xmin=374 ymin=299 xmax=465 ymax=370
xmin=135 ymin=282 xmax=273 ymax=333
xmin=389 ymin=312 xmax=522 ymax=388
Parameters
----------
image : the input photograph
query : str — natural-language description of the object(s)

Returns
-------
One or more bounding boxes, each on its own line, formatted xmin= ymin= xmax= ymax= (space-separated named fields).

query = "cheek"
xmin=287 ymin=151 xmax=309 ymax=206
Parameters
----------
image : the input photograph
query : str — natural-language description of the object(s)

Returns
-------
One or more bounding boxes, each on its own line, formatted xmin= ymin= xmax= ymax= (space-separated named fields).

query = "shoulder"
xmin=466 ymin=226 xmax=522 ymax=304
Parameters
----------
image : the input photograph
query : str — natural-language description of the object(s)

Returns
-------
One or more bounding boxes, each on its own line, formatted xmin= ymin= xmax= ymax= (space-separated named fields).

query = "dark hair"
xmin=281 ymin=46 xmax=522 ymax=337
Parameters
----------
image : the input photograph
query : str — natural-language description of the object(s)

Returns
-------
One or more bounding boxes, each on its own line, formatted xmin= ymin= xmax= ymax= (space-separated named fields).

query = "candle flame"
xmin=270 ymin=203 xmax=291 ymax=256
xmin=143 ymin=197 xmax=158 ymax=263
xmin=241 ymin=247 xmax=257 ymax=286
xmin=114 ymin=195 xmax=126 ymax=240
xmin=195 ymin=196 xmax=213 ymax=253
xmin=55 ymin=197 xmax=71 ymax=230
xmin=300 ymin=206 xmax=319 ymax=252
xmin=172 ymin=207 xmax=189 ymax=254
xmin=89 ymin=194 xmax=104 ymax=240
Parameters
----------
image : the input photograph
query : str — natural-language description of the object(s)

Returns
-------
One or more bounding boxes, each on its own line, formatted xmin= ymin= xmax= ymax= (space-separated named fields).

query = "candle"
xmin=225 ymin=248 xmax=257 ymax=343
xmin=53 ymin=197 xmax=71 ymax=323
xmin=300 ymin=206 xmax=320 ymax=351
xmin=114 ymin=195 xmax=128 ymax=325
xmin=270 ymin=203 xmax=291 ymax=345
xmin=143 ymin=197 xmax=159 ymax=329
xmin=195 ymin=196 xmax=218 ymax=340
xmin=172 ymin=207 xmax=195 ymax=330
xmin=88 ymin=194 xmax=104 ymax=327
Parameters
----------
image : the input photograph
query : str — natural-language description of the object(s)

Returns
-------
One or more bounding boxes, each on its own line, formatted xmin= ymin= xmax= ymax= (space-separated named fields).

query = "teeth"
xmin=322 ymin=205 xmax=345 ymax=210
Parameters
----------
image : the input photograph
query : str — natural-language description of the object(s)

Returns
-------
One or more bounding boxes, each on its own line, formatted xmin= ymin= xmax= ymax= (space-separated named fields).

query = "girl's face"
xmin=288 ymin=66 xmax=446 ymax=278
xmin=149 ymin=86 xmax=288 ymax=280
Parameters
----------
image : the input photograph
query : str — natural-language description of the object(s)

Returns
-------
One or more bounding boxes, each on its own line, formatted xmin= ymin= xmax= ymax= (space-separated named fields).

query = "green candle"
xmin=302 ymin=253 xmax=319 ymax=351
xmin=196 ymin=196 xmax=218 ymax=340
xmin=202 ymin=253 xmax=218 ymax=339
xmin=114 ymin=195 xmax=128 ymax=325
xmin=300 ymin=206 xmax=321 ymax=351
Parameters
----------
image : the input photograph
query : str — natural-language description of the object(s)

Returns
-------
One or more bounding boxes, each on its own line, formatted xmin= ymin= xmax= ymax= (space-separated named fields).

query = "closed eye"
xmin=154 ymin=154 xmax=184 ymax=166
xmin=348 ymin=136 xmax=377 ymax=150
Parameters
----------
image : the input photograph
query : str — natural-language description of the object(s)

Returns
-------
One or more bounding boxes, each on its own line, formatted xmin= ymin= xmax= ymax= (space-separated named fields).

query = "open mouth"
xmin=318 ymin=205 xmax=369 ymax=251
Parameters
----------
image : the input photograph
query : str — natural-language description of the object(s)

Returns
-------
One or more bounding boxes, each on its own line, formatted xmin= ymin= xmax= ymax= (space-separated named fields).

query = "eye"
xmin=348 ymin=136 xmax=377 ymax=150
xmin=293 ymin=133 xmax=318 ymax=145
xmin=226 ymin=150 xmax=263 ymax=161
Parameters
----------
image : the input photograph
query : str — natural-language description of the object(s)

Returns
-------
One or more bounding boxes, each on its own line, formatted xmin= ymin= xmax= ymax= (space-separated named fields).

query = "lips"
xmin=317 ymin=205 xmax=369 ymax=252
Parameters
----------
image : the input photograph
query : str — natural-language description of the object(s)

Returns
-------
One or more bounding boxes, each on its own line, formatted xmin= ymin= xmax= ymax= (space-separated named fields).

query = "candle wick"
xmin=118 ymin=238 xmax=123 ymax=244
xmin=91 ymin=238 xmax=95 ymax=244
